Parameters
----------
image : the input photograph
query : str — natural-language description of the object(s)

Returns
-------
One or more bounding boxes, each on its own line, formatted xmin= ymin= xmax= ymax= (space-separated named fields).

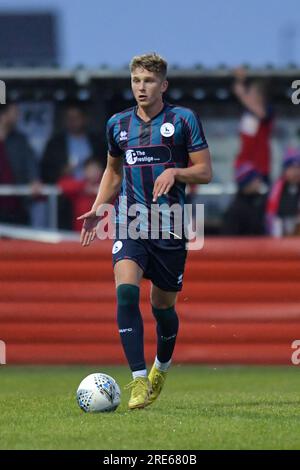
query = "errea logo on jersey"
xmin=119 ymin=130 xmax=128 ymax=141
xmin=160 ymin=123 xmax=175 ymax=137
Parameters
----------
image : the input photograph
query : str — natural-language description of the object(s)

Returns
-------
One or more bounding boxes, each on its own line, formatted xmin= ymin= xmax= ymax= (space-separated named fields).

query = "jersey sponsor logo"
xmin=160 ymin=122 xmax=175 ymax=137
xmin=112 ymin=240 xmax=123 ymax=254
xmin=125 ymin=146 xmax=171 ymax=166
xmin=125 ymin=149 xmax=138 ymax=165
xmin=119 ymin=130 xmax=128 ymax=141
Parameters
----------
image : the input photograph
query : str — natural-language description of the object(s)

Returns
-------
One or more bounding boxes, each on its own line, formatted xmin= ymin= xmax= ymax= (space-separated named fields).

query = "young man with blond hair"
xmin=78 ymin=53 xmax=212 ymax=410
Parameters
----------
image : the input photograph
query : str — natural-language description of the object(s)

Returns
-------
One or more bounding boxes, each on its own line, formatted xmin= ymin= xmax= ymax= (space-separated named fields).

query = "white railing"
xmin=0 ymin=185 xmax=62 ymax=229
xmin=0 ymin=183 xmax=250 ymax=232
xmin=0 ymin=224 xmax=79 ymax=243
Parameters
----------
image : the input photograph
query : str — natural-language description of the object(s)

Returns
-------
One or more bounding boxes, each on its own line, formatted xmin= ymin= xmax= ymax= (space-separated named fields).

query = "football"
xmin=76 ymin=373 xmax=121 ymax=413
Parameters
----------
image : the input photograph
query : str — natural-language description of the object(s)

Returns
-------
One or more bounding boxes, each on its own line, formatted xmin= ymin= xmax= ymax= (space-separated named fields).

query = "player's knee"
xmin=151 ymin=305 xmax=178 ymax=323
xmin=116 ymin=284 xmax=140 ymax=307
xmin=152 ymin=300 xmax=174 ymax=310
xmin=150 ymin=293 xmax=177 ymax=310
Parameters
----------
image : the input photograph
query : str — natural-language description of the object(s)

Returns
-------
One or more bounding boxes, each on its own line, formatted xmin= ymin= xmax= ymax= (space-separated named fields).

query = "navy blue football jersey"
xmin=106 ymin=101 xmax=208 ymax=233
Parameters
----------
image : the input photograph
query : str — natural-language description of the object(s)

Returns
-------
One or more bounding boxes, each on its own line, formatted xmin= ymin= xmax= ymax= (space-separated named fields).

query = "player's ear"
xmin=161 ymin=80 xmax=168 ymax=94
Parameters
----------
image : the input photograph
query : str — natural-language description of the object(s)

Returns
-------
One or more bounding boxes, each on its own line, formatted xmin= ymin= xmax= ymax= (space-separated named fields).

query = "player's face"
xmin=131 ymin=68 xmax=168 ymax=108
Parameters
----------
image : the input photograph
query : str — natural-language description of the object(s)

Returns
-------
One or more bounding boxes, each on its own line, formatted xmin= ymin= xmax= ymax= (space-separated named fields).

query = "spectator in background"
xmin=58 ymin=158 xmax=104 ymax=232
xmin=266 ymin=148 xmax=300 ymax=237
xmin=41 ymin=103 xmax=105 ymax=183
xmin=0 ymin=103 xmax=41 ymax=225
xmin=222 ymin=162 xmax=267 ymax=236
xmin=41 ymin=102 xmax=106 ymax=229
xmin=233 ymin=68 xmax=274 ymax=185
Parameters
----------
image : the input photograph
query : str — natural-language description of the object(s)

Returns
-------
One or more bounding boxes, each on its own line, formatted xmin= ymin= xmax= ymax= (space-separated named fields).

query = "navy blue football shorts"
xmin=112 ymin=230 xmax=188 ymax=292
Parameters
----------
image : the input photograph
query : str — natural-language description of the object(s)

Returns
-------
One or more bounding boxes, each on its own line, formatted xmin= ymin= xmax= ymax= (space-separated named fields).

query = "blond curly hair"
xmin=130 ymin=53 xmax=167 ymax=79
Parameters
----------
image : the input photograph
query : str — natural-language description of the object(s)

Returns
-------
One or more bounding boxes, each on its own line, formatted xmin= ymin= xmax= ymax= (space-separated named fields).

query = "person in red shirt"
xmin=233 ymin=68 xmax=274 ymax=184
xmin=266 ymin=148 xmax=300 ymax=237
xmin=59 ymin=158 xmax=104 ymax=231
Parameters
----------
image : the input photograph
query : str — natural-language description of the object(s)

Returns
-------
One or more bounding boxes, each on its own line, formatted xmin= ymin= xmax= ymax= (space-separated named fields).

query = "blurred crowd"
xmin=0 ymin=102 xmax=106 ymax=231
xmin=0 ymin=71 xmax=300 ymax=237
xmin=222 ymin=68 xmax=300 ymax=237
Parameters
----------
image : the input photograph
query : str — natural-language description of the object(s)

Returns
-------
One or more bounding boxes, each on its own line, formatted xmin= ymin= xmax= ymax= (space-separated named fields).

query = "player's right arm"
xmin=91 ymin=154 xmax=123 ymax=211
xmin=78 ymin=154 xmax=123 ymax=247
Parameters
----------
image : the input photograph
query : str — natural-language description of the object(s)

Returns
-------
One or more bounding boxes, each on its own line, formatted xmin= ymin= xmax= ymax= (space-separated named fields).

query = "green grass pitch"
xmin=0 ymin=365 xmax=300 ymax=450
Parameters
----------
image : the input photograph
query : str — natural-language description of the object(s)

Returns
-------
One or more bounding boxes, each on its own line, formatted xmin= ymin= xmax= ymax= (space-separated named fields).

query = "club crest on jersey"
xmin=119 ymin=130 xmax=128 ymax=141
xmin=160 ymin=123 xmax=175 ymax=137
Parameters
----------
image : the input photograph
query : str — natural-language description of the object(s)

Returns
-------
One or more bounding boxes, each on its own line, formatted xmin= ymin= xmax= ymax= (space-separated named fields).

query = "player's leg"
xmin=143 ymin=240 xmax=187 ymax=406
xmin=151 ymin=285 xmax=179 ymax=369
xmin=114 ymin=259 xmax=151 ymax=409
xmin=146 ymin=286 xmax=179 ymax=406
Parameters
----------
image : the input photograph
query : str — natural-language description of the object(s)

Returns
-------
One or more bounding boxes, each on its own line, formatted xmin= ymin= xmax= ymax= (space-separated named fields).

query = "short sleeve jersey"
xmin=106 ymin=101 xmax=208 ymax=233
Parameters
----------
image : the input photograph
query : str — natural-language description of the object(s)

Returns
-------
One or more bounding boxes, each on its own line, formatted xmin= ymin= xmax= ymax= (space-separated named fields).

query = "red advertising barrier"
xmin=0 ymin=238 xmax=299 ymax=365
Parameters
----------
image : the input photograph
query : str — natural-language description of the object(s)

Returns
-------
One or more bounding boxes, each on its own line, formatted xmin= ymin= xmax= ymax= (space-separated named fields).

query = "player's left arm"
xmin=174 ymin=148 xmax=212 ymax=184
xmin=153 ymin=111 xmax=212 ymax=201
xmin=152 ymin=149 xmax=212 ymax=201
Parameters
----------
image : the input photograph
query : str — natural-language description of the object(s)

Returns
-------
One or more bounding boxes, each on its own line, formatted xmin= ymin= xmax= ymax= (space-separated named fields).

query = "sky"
xmin=1 ymin=0 xmax=300 ymax=68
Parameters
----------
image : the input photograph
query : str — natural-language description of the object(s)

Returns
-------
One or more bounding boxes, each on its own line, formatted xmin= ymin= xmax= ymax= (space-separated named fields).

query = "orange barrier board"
xmin=0 ymin=238 xmax=299 ymax=365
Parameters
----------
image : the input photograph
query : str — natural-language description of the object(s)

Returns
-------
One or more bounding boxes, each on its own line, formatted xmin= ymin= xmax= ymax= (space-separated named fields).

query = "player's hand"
xmin=153 ymin=168 xmax=176 ymax=202
xmin=77 ymin=209 xmax=99 ymax=247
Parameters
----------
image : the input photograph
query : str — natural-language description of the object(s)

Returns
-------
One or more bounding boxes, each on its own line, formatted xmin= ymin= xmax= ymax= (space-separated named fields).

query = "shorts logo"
xmin=160 ymin=123 xmax=175 ymax=137
xmin=112 ymin=241 xmax=123 ymax=254
xmin=177 ymin=273 xmax=183 ymax=284
xmin=125 ymin=149 xmax=137 ymax=165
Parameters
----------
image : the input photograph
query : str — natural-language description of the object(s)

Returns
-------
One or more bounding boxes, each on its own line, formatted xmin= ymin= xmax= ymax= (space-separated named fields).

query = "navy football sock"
xmin=152 ymin=305 xmax=179 ymax=364
xmin=116 ymin=284 xmax=146 ymax=372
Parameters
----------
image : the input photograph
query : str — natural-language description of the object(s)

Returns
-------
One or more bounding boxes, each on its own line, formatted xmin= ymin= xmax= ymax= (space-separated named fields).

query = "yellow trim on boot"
xmin=146 ymin=364 xmax=167 ymax=407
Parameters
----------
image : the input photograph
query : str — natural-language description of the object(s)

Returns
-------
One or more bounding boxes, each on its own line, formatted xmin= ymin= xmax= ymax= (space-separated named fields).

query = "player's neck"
xmin=136 ymin=99 xmax=164 ymax=123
